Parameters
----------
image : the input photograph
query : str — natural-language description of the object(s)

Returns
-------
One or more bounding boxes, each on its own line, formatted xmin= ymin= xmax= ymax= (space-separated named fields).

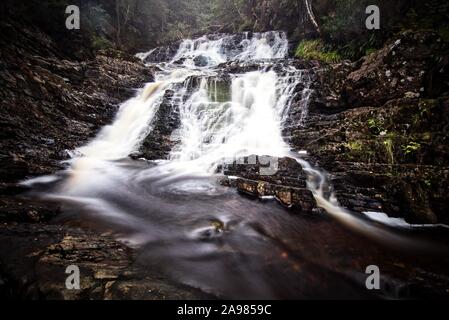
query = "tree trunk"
xmin=116 ymin=0 xmax=122 ymax=49
xmin=304 ymin=0 xmax=320 ymax=34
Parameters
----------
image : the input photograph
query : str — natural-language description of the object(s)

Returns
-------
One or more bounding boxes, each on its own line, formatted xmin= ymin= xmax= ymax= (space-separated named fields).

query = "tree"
xmin=304 ymin=0 xmax=320 ymax=34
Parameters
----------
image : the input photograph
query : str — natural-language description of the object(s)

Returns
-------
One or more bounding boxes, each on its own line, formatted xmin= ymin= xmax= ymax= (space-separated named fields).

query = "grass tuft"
xmin=295 ymin=40 xmax=341 ymax=63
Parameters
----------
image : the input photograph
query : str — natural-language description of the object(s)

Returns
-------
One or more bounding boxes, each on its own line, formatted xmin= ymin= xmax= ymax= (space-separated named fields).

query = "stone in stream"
xmin=219 ymin=156 xmax=318 ymax=214
xmin=133 ymin=89 xmax=181 ymax=160
xmin=193 ymin=55 xmax=210 ymax=67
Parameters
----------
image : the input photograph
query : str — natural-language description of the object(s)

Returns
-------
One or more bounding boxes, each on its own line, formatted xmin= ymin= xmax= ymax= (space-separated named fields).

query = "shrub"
xmin=92 ymin=35 xmax=112 ymax=51
xmin=295 ymin=39 xmax=341 ymax=63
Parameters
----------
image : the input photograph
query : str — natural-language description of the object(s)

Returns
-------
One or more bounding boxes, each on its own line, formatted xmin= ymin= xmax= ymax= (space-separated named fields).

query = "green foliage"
xmin=402 ymin=141 xmax=421 ymax=155
xmin=401 ymin=0 xmax=449 ymax=42
xmin=346 ymin=140 xmax=363 ymax=151
xmin=367 ymin=118 xmax=385 ymax=135
xmin=4 ymin=0 xmax=446 ymax=55
xmin=92 ymin=35 xmax=112 ymax=51
xmin=295 ymin=40 xmax=341 ymax=63
xmin=365 ymin=47 xmax=377 ymax=55
xmin=383 ymin=137 xmax=395 ymax=164
xmin=319 ymin=0 xmax=381 ymax=60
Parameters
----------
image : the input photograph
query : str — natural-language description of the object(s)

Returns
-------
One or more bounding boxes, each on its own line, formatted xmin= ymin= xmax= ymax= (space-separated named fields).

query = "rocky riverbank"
xmin=287 ymin=30 xmax=449 ymax=224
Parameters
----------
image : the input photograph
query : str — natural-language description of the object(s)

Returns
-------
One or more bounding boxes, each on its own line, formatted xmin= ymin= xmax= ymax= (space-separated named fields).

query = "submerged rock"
xmin=193 ymin=55 xmax=210 ymax=67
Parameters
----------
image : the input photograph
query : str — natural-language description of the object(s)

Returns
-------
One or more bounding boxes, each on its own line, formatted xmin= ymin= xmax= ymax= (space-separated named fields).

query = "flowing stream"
xmin=24 ymin=32 xmax=449 ymax=299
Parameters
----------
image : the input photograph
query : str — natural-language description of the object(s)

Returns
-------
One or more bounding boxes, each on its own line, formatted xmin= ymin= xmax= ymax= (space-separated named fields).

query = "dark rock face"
xmin=134 ymin=89 xmax=181 ymax=160
xmin=143 ymin=40 xmax=181 ymax=63
xmin=285 ymin=31 xmax=449 ymax=223
xmin=0 ymin=21 xmax=155 ymax=181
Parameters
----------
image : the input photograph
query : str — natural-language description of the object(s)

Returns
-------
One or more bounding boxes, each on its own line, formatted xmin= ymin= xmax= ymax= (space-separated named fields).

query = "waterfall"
xmin=24 ymin=31 xmax=430 ymax=250
xmin=23 ymin=31 xmax=332 ymax=216
xmin=76 ymin=31 xmax=303 ymax=167
xmin=19 ymin=31 xmax=447 ymax=300
xmin=170 ymin=70 xmax=291 ymax=172
xmin=75 ymin=69 xmax=196 ymax=160
xmin=142 ymin=31 xmax=290 ymax=67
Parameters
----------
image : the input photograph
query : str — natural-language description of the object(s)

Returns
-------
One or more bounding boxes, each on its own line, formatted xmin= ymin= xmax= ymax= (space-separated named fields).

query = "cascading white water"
xmin=15 ymin=25 xmax=449 ymax=301
xmin=234 ymin=32 xmax=289 ymax=61
xmin=165 ymin=31 xmax=289 ymax=67
xmin=27 ymin=31 xmax=370 ymax=229
xmin=77 ymin=31 xmax=294 ymax=164
xmin=24 ymin=30 xmax=433 ymax=250
xmin=170 ymin=70 xmax=291 ymax=172
xmin=76 ymin=69 xmax=199 ymax=160
xmin=127 ymin=31 xmax=302 ymax=175
xmin=277 ymin=67 xmax=312 ymax=126
xmin=21 ymin=31 xmax=447 ymax=299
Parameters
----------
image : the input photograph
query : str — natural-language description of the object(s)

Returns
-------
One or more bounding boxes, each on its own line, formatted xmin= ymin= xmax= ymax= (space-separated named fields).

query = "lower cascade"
xmin=23 ymin=31 xmax=448 ymax=299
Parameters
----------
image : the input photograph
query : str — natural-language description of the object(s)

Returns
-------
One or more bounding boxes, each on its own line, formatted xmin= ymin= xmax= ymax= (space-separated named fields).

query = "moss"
xmin=418 ymin=99 xmax=438 ymax=116
xmin=365 ymin=47 xmax=377 ymax=56
xmin=295 ymin=40 xmax=341 ymax=63
xmin=346 ymin=140 xmax=363 ymax=151
xmin=422 ymin=132 xmax=432 ymax=141
xmin=423 ymin=178 xmax=432 ymax=188
xmin=92 ymin=35 xmax=112 ymax=51
xmin=367 ymin=118 xmax=385 ymax=135
xmin=405 ymin=99 xmax=438 ymax=129
xmin=402 ymin=141 xmax=421 ymax=155
xmin=345 ymin=140 xmax=376 ymax=163
xmin=383 ymin=137 xmax=395 ymax=164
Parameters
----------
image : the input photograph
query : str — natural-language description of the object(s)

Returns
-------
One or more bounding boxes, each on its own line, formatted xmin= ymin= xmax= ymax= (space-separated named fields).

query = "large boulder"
xmin=220 ymin=156 xmax=318 ymax=214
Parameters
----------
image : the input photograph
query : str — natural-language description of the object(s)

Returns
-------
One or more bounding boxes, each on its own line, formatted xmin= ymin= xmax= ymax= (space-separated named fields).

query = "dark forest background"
xmin=1 ymin=0 xmax=448 ymax=60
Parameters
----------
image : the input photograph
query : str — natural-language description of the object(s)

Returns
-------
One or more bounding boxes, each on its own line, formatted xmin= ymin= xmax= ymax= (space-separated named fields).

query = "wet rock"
xmin=237 ymin=179 xmax=258 ymax=197
xmin=137 ymin=89 xmax=181 ymax=160
xmin=0 ymin=21 xmax=192 ymax=300
xmin=217 ymin=61 xmax=262 ymax=74
xmin=143 ymin=41 xmax=181 ymax=63
xmin=286 ymin=30 xmax=449 ymax=223
xmin=193 ymin=55 xmax=210 ymax=67
xmin=0 ymin=224 xmax=207 ymax=299
xmin=0 ymin=21 xmax=154 ymax=182
xmin=221 ymin=156 xmax=317 ymax=213
xmin=0 ymin=197 xmax=61 ymax=223
xmin=342 ymin=31 xmax=446 ymax=109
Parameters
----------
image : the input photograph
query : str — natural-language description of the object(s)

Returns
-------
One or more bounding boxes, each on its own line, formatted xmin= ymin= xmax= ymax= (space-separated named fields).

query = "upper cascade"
xmin=139 ymin=31 xmax=289 ymax=67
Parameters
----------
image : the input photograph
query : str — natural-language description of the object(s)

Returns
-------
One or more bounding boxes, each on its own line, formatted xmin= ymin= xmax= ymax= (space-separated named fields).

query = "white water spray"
xmin=154 ymin=31 xmax=290 ymax=67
